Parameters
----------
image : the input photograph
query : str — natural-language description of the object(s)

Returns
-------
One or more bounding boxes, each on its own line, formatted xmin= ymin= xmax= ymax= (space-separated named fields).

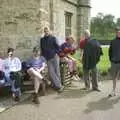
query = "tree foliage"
xmin=90 ymin=13 xmax=120 ymax=40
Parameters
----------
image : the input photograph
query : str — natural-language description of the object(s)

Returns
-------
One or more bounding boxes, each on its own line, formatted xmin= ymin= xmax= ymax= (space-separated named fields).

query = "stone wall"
xmin=0 ymin=0 xmax=43 ymax=59
xmin=0 ymin=0 xmax=91 ymax=59
xmin=77 ymin=0 xmax=91 ymax=37
xmin=51 ymin=0 xmax=78 ymax=43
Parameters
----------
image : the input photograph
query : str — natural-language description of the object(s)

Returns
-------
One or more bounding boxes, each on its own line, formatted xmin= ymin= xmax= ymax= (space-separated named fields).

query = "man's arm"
xmin=53 ymin=36 xmax=60 ymax=54
xmin=39 ymin=63 xmax=46 ymax=72
xmin=109 ymin=41 xmax=113 ymax=62
xmin=40 ymin=38 xmax=44 ymax=55
xmin=16 ymin=58 xmax=22 ymax=71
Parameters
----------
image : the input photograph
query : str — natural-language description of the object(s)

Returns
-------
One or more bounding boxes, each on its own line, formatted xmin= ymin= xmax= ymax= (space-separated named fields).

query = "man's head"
xmin=66 ymin=36 xmax=75 ymax=45
xmin=84 ymin=29 xmax=90 ymax=39
xmin=44 ymin=27 xmax=50 ymax=36
xmin=115 ymin=27 xmax=120 ymax=38
xmin=33 ymin=46 xmax=40 ymax=57
xmin=7 ymin=48 xmax=14 ymax=57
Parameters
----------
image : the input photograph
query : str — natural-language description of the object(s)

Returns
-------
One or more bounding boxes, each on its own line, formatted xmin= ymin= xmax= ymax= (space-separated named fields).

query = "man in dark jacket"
xmin=40 ymin=27 xmax=64 ymax=92
xmin=108 ymin=28 xmax=120 ymax=97
xmin=82 ymin=30 xmax=103 ymax=91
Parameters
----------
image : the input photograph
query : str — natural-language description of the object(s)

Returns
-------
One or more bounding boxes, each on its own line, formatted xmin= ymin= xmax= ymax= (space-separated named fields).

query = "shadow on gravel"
xmin=55 ymin=88 xmax=93 ymax=99
xmin=16 ymin=88 xmax=57 ymax=106
xmin=84 ymin=96 xmax=120 ymax=114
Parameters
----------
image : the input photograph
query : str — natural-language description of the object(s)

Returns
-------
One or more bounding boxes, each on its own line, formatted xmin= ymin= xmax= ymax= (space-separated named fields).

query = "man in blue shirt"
xmin=40 ymin=27 xmax=64 ymax=92
xmin=27 ymin=47 xmax=46 ymax=104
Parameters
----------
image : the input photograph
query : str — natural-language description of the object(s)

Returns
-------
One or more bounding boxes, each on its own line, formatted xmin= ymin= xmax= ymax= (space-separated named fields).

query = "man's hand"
xmin=59 ymin=52 xmax=65 ymax=57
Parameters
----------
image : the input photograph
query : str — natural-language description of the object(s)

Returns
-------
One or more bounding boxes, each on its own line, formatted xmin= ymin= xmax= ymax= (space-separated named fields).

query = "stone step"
xmin=21 ymin=81 xmax=33 ymax=92
xmin=22 ymin=81 xmax=33 ymax=86
xmin=21 ymin=85 xmax=33 ymax=92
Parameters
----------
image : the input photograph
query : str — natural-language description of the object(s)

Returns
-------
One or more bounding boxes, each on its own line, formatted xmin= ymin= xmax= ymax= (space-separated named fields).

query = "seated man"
xmin=26 ymin=47 xmax=46 ymax=104
xmin=59 ymin=36 xmax=79 ymax=80
xmin=4 ymin=48 xmax=22 ymax=101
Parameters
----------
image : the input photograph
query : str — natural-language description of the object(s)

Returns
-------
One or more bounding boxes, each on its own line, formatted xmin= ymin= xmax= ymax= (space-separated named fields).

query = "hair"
xmin=44 ymin=27 xmax=50 ymax=31
xmin=7 ymin=48 xmax=14 ymax=53
xmin=84 ymin=29 xmax=91 ymax=37
xmin=66 ymin=35 xmax=75 ymax=42
xmin=33 ymin=46 xmax=40 ymax=53
xmin=115 ymin=27 xmax=120 ymax=32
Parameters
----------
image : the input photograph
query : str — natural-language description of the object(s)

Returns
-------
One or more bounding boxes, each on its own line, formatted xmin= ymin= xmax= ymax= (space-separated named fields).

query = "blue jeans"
xmin=5 ymin=71 xmax=21 ymax=97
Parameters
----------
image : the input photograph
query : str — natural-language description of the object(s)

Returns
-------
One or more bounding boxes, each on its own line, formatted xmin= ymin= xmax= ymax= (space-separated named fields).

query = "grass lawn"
xmin=73 ymin=47 xmax=111 ymax=74
xmin=97 ymin=47 xmax=111 ymax=72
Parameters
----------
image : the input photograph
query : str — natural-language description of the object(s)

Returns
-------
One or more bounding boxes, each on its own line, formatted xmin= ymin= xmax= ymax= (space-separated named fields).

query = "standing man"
xmin=81 ymin=30 xmax=103 ymax=91
xmin=109 ymin=28 xmax=120 ymax=97
xmin=79 ymin=30 xmax=90 ymax=63
xmin=40 ymin=27 xmax=64 ymax=92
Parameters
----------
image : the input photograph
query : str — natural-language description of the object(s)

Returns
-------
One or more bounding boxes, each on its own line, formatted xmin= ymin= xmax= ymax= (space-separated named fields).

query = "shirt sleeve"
xmin=2 ymin=60 xmax=5 ymax=71
xmin=40 ymin=38 xmax=43 ymax=55
xmin=79 ymin=40 xmax=85 ymax=49
xmin=60 ymin=43 xmax=66 ymax=50
xmin=40 ymin=56 xmax=46 ymax=63
xmin=0 ymin=59 xmax=5 ymax=71
xmin=16 ymin=57 xmax=22 ymax=71
xmin=26 ymin=58 xmax=32 ymax=69
xmin=109 ymin=41 xmax=113 ymax=62
xmin=4 ymin=59 xmax=9 ymax=71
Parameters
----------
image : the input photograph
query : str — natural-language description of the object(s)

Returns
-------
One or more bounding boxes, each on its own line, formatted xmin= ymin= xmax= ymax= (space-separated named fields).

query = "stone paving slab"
xmin=0 ymin=93 xmax=31 ymax=113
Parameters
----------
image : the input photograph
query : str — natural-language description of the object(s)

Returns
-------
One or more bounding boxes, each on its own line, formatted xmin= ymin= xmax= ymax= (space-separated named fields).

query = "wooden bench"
xmin=22 ymin=59 xmax=74 ymax=90
xmin=21 ymin=61 xmax=49 ymax=91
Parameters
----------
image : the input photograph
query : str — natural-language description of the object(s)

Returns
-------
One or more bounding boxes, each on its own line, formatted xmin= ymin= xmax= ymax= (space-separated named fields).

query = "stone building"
xmin=0 ymin=0 xmax=91 ymax=59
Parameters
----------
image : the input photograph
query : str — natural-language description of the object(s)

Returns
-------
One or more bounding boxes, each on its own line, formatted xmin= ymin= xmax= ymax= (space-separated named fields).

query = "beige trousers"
xmin=27 ymin=68 xmax=44 ymax=94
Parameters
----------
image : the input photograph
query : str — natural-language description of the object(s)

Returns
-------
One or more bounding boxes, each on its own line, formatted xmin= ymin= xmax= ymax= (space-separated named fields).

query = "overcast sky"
xmin=91 ymin=0 xmax=120 ymax=18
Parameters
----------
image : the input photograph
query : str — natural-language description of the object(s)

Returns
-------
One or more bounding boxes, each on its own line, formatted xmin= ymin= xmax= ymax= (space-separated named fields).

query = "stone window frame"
xmin=65 ymin=11 xmax=73 ymax=37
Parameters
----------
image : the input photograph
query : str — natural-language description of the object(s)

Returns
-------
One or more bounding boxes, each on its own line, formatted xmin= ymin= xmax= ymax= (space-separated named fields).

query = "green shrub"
xmin=97 ymin=47 xmax=110 ymax=74
xmin=76 ymin=63 xmax=83 ymax=77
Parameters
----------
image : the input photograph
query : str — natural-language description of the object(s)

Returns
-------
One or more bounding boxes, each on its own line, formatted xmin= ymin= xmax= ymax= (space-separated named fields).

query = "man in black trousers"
xmin=82 ymin=30 xmax=103 ymax=91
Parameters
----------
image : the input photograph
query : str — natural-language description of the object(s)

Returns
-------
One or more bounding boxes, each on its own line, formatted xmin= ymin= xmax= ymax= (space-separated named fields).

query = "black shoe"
xmin=14 ymin=96 xmax=20 ymax=102
xmin=57 ymin=86 xmax=64 ymax=93
xmin=80 ymin=87 xmax=90 ymax=90
xmin=92 ymin=88 xmax=101 ymax=92
xmin=108 ymin=92 xmax=116 ymax=97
